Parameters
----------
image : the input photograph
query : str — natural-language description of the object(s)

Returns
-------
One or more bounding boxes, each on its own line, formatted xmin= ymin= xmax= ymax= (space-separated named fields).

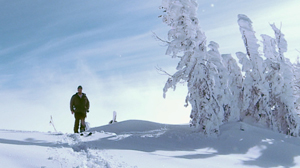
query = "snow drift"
xmin=1 ymin=120 xmax=300 ymax=167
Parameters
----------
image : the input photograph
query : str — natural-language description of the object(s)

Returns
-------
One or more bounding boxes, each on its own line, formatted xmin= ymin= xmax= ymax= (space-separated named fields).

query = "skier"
xmin=70 ymin=85 xmax=90 ymax=133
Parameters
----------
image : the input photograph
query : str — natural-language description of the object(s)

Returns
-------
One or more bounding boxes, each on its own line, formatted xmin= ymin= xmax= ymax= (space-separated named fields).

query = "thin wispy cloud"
xmin=199 ymin=0 xmax=300 ymax=61
xmin=1 ymin=0 xmax=300 ymax=132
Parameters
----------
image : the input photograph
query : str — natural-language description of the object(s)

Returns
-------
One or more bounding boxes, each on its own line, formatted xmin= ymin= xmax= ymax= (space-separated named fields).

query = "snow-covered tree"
xmin=206 ymin=42 xmax=237 ymax=123
xmin=236 ymin=14 xmax=269 ymax=125
xmin=261 ymin=24 xmax=300 ymax=136
xmin=237 ymin=14 xmax=300 ymax=136
xmin=160 ymin=0 xmax=224 ymax=135
xmin=293 ymin=59 xmax=300 ymax=112
xmin=221 ymin=54 xmax=243 ymax=122
xmin=158 ymin=1 xmax=300 ymax=136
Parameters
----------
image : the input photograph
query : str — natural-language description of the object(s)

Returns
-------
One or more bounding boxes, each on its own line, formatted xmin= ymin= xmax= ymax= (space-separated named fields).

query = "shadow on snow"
xmin=87 ymin=120 xmax=300 ymax=168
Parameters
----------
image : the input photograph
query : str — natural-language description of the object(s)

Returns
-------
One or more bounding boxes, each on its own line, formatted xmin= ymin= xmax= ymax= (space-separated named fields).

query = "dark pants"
xmin=74 ymin=112 xmax=86 ymax=133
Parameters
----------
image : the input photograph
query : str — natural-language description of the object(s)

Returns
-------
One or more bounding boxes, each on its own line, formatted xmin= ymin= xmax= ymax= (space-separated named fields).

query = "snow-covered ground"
xmin=1 ymin=120 xmax=300 ymax=168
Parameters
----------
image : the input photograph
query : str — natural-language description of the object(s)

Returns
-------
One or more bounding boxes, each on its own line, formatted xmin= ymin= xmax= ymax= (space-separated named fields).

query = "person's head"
xmin=77 ymin=85 xmax=83 ymax=94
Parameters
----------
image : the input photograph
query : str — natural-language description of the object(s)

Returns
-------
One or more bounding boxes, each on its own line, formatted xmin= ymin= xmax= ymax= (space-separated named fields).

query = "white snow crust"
xmin=1 ymin=120 xmax=300 ymax=168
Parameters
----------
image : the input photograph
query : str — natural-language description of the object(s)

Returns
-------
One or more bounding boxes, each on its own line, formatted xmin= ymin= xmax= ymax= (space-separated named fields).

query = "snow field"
xmin=1 ymin=120 xmax=300 ymax=167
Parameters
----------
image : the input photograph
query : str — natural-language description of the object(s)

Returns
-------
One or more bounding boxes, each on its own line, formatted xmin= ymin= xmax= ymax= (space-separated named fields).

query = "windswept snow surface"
xmin=1 ymin=120 xmax=300 ymax=167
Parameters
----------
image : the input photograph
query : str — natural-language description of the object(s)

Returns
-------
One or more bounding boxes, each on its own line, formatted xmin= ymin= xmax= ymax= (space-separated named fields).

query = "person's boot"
xmin=80 ymin=124 xmax=86 ymax=132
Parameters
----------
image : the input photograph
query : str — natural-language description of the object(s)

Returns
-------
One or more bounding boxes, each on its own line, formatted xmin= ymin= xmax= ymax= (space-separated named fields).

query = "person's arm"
xmin=70 ymin=95 xmax=75 ymax=114
xmin=86 ymin=96 xmax=90 ymax=112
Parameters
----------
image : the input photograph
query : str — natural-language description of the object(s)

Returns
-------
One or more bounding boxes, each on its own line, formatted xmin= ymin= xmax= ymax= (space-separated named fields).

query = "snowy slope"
xmin=1 ymin=120 xmax=300 ymax=168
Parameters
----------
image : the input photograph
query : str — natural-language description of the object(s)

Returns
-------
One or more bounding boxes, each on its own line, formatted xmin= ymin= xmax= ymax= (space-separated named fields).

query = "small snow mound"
xmin=89 ymin=120 xmax=168 ymax=134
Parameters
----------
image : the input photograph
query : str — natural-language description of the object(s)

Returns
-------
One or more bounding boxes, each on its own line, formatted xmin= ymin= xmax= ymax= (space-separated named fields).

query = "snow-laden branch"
xmin=155 ymin=65 xmax=172 ymax=77
xmin=152 ymin=31 xmax=170 ymax=45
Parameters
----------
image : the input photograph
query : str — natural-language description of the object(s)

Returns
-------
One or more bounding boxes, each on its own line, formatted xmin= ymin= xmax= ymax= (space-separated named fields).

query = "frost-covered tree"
xmin=158 ymin=0 xmax=300 ymax=136
xmin=206 ymin=42 xmax=236 ymax=123
xmin=221 ymin=54 xmax=243 ymax=122
xmin=262 ymin=24 xmax=300 ymax=136
xmin=237 ymin=14 xmax=300 ymax=136
xmin=236 ymin=14 xmax=269 ymax=124
xmin=160 ymin=0 xmax=224 ymax=135
xmin=293 ymin=59 xmax=300 ymax=112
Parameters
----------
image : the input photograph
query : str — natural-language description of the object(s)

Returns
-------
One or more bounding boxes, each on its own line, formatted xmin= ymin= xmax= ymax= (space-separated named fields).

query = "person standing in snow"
xmin=70 ymin=85 xmax=90 ymax=133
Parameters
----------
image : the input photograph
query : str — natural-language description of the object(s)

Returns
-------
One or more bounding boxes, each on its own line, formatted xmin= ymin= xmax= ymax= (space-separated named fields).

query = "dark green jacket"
xmin=70 ymin=93 xmax=90 ymax=113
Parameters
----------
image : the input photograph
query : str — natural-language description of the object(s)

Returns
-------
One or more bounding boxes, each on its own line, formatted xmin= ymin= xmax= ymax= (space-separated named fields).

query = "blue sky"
xmin=1 ymin=0 xmax=300 ymax=132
